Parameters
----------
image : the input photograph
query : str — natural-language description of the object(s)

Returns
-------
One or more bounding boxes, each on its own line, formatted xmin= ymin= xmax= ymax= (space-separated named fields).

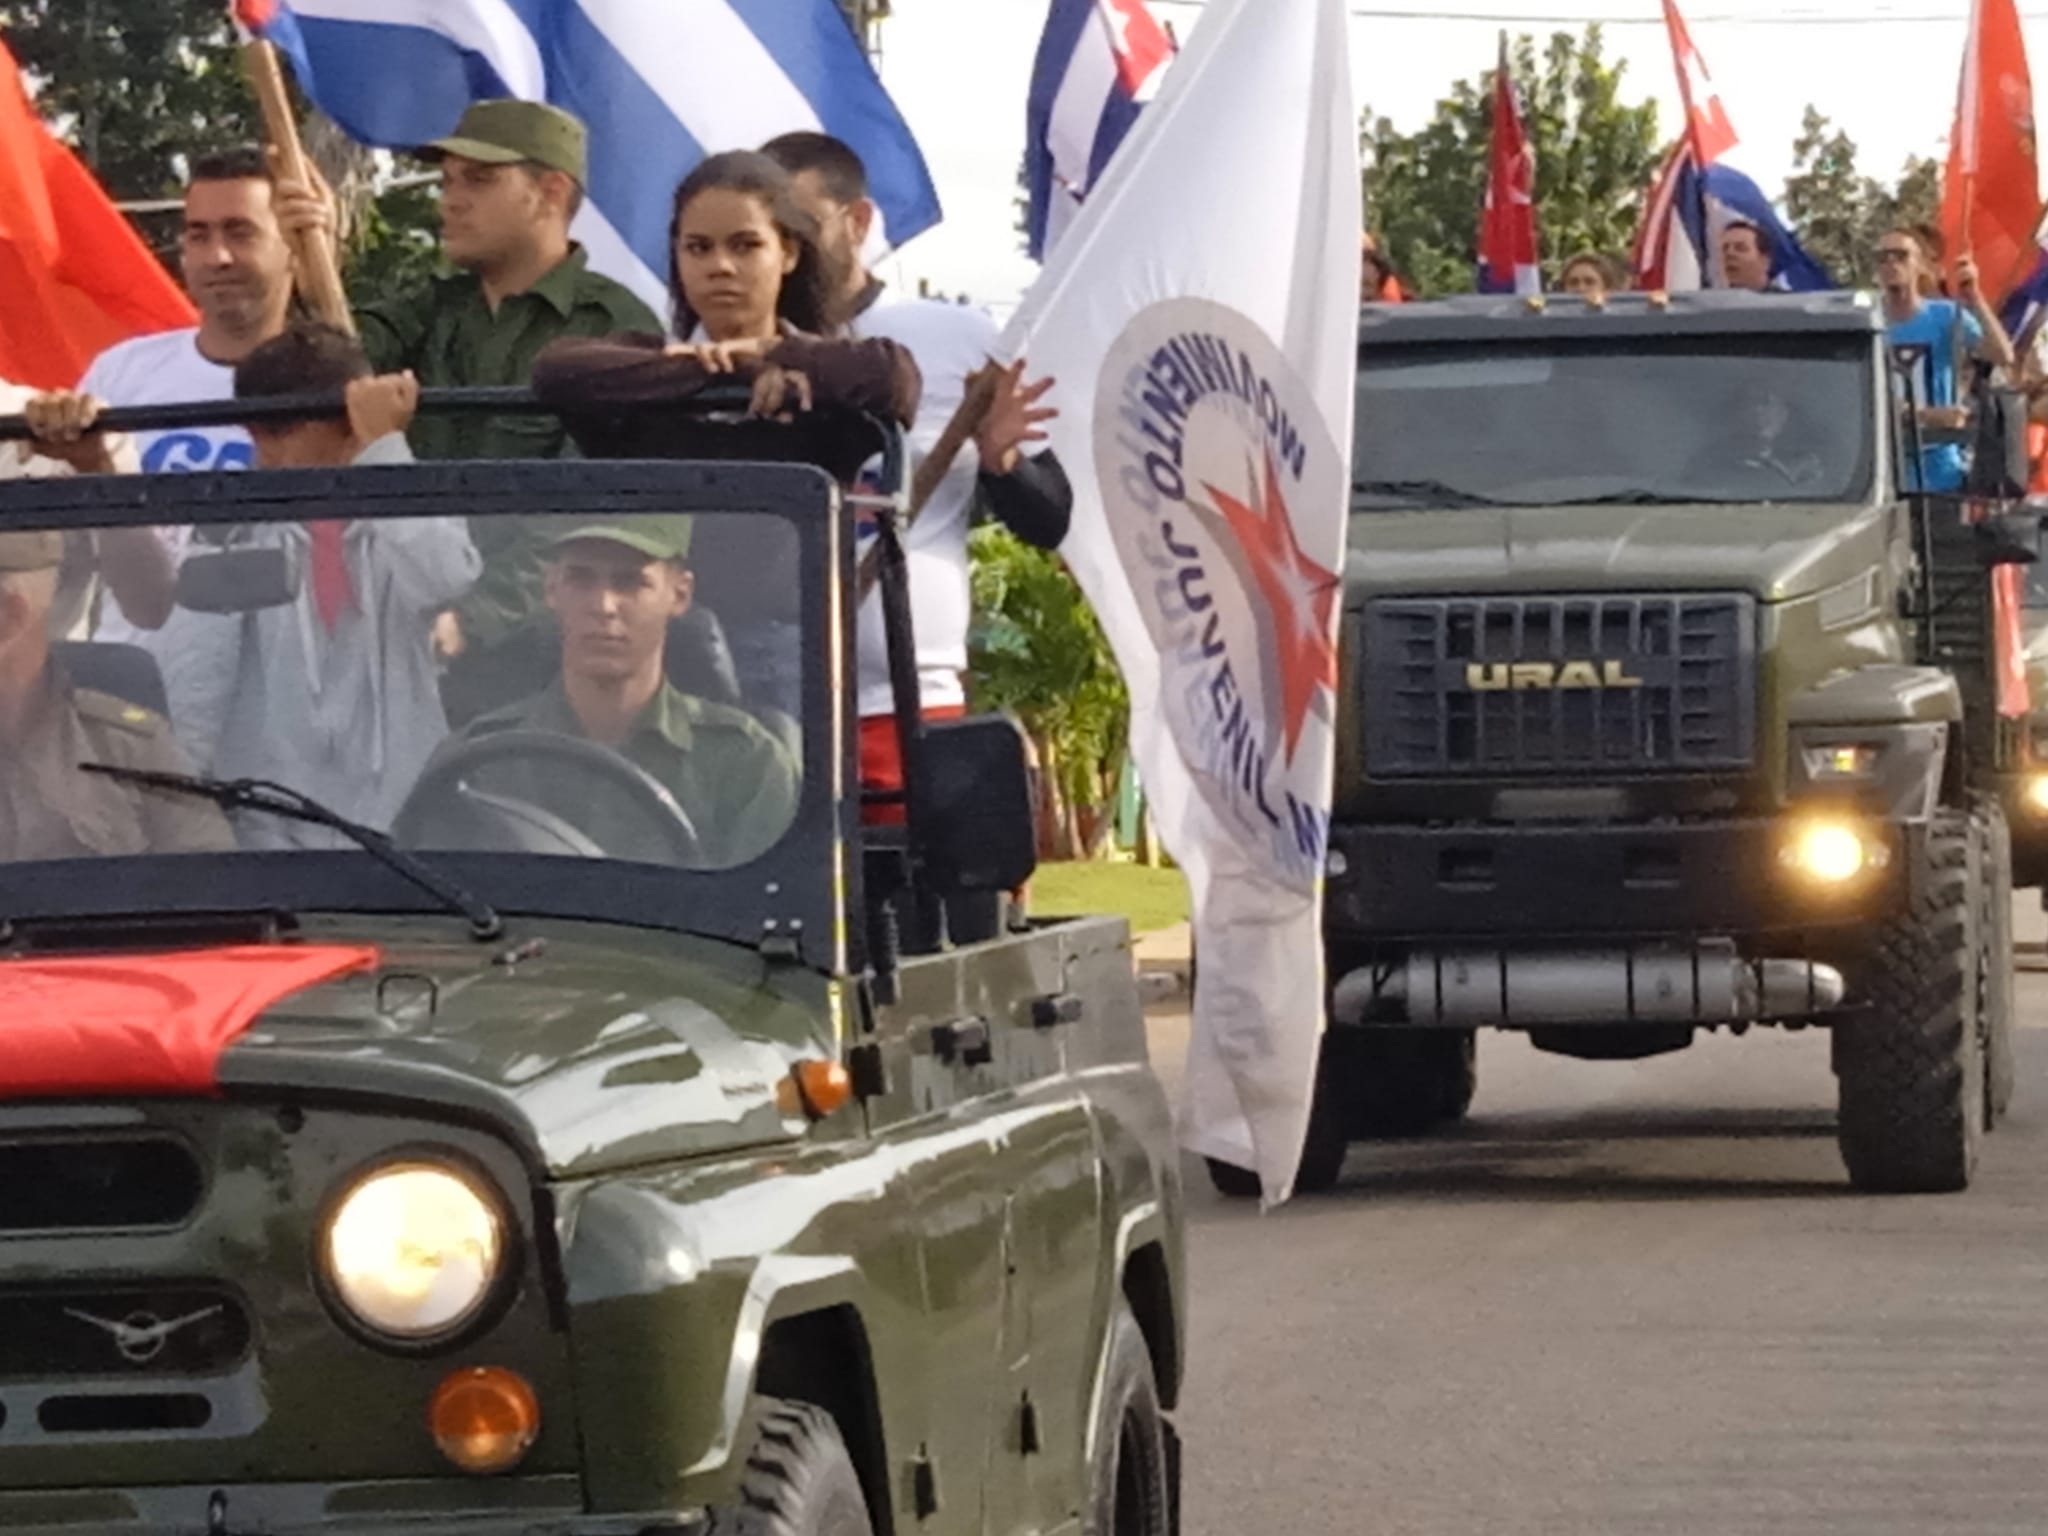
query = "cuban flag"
xmin=229 ymin=0 xmax=941 ymax=315
xmin=2001 ymin=240 xmax=2048 ymax=341
xmin=1476 ymin=34 xmax=1539 ymax=296
xmin=1023 ymin=0 xmax=1175 ymax=261
xmin=1632 ymin=0 xmax=1831 ymax=292
xmin=1004 ymin=0 xmax=1358 ymax=1202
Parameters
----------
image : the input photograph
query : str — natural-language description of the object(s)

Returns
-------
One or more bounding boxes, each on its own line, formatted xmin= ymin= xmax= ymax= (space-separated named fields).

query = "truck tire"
xmin=1084 ymin=1301 xmax=1173 ymax=1536
xmin=1350 ymin=1030 xmax=1477 ymax=1138
xmin=1976 ymin=795 xmax=2017 ymax=1127
xmin=1834 ymin=808 xmax=1985 ymax=1193
xmin=705 ymin=1398 xmax=874 ymax=1536
xmin=1204 ymin=1030 xmax=1354 ymax=1198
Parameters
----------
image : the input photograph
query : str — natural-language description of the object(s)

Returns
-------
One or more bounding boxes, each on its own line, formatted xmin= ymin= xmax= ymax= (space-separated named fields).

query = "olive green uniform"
xmin=1 ymin=672 xmax=235 ymax=862
xmin=446 ymin=682 xmax=800 ymax=869
xmin=357 ymin=249 xmax=661 ymax=652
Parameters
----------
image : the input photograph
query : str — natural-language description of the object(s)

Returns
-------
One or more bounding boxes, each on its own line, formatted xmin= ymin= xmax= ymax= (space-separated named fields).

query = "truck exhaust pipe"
xmin=1332 ymin=941 xmax=1847 ymax=1029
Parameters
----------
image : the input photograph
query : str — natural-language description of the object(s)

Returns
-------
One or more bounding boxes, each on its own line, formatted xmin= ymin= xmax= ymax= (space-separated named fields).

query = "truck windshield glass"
xmin=0 ymin=508 xmax=802 ymax=875
xmin=1355 ymin=338 xmax=1875 ymax=509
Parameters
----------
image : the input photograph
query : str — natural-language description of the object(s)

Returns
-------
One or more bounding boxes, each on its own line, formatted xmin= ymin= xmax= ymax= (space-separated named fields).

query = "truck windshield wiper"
xmin=1352 ymin=478 xmax=1505 ymax=508
xmin=81 ymin=764 xmax=504 ymax=942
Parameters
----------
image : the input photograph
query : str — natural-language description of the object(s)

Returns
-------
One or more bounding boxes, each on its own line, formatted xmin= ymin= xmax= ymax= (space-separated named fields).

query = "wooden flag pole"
xmin=238 ymin=37 xmax=356 ymax=335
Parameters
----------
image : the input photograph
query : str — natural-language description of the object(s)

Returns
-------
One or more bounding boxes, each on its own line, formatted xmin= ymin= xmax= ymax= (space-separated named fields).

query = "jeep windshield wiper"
xmin=1554 ymin=489 xmax=1747 ymax=506
xmin=1352 ymin=478 xmax=1505 ymax=508
xmin=81 ymin=764 xmax=503 ymax=942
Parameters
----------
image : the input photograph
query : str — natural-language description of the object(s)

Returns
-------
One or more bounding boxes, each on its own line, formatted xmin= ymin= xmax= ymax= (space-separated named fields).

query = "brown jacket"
xmin=531 ymin=331 xmax=923 ymax=483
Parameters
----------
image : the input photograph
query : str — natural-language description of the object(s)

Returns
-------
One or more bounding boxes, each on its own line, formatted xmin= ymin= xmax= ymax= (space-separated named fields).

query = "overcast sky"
xmin=868 ymin=0 xmax=2048 ymax=311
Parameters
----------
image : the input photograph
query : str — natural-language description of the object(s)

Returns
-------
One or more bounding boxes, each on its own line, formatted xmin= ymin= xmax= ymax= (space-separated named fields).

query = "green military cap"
xmin=424 ymin=99 xmax=588 ymax=185
xmin=0 ymin=530 xmax=63 ymax=572
xmin=548 ymin=515 xmax=695 ymax=563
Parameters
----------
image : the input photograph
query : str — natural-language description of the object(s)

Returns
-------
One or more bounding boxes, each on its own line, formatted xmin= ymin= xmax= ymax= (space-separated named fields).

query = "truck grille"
xmin=1363 ymin=593 xmax=1756 ymax=778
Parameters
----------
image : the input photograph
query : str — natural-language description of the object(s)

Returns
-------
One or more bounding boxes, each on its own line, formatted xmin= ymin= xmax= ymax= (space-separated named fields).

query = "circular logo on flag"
xmin=1092 ymin=297 xmax=1344 ymax=889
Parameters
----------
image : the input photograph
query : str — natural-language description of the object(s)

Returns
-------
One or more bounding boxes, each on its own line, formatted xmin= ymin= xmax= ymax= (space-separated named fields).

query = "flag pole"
xmin=238 ymin=37 xmax=356 ymax=335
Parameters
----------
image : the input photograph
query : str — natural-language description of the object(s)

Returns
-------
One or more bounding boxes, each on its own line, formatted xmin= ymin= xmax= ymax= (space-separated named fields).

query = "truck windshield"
xmin=1355 ymin=337 xmax=1876 ymax=510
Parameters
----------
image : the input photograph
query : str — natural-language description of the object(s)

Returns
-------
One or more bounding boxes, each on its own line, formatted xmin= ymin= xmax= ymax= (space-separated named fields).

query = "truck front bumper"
xmin=1324 ymin=816 xmax=1905 ymax=943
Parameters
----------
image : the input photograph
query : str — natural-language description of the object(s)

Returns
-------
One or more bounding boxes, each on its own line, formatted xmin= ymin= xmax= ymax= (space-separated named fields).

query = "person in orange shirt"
xmin=1361 ymin=232 xmax=1408 ymax=304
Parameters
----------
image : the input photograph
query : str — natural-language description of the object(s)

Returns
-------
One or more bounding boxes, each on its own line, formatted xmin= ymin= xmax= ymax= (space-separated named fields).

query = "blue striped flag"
xmin=236 ymin=0 xmax=942 ymax=315
xmin=1023 ymin=0 xmax=1175 ymax=261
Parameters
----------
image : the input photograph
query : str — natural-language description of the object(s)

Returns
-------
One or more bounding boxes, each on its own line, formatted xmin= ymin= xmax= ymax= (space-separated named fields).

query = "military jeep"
xmin=0 ymin=394 xmax=1184 ymax=1536
xmin=1290 ymin=290 xmax=2027 ymax=1197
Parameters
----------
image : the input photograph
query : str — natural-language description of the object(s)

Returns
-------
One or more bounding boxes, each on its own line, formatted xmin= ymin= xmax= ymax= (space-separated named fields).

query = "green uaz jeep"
xmin=0 ymin=396 xmax=1184 ymax=1536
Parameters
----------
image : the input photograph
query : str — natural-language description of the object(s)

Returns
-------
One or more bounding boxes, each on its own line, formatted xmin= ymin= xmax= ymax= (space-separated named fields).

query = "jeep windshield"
xmin=0 ymin=462 xmax=836 ymax=959
xmin=1354 ymin=336 xmax=1876 ymax=510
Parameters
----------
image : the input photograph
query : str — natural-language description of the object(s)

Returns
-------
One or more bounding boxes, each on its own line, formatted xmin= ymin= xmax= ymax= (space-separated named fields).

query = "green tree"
xmin=0 ymin=1 xmax=256 ymax=199
xmin=1361 ymin=27 xmax=1662 ymax=297
xmin=968 ymin=527 xmax=1130 ymax=859
xmin=1783 ymin=105 xmax=1941 ymax=289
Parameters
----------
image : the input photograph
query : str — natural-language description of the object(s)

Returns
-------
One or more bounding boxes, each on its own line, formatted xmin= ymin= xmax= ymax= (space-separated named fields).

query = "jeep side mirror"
xmin=1976 ymin=510 xmax=2041 ymax=567
xmin=175 ymin=547 xmax=300 ymax=613
xmin=921 ymin=715 xmax=1039 ymax=894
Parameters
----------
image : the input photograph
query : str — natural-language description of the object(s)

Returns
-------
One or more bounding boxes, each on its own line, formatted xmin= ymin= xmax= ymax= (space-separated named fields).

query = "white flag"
xmin=1002 ymin=0 xmax=1359 ymax=1203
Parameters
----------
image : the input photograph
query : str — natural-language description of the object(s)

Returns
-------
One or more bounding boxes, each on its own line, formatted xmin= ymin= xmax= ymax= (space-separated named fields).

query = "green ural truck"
xmin=1299 ymin=288 xmax=2029 ymax=1197
xmin=0 ymin=398 xmax=1183 ymax=1535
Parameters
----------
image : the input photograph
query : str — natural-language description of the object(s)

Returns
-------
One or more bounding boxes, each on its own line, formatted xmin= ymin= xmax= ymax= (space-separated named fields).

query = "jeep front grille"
xmin=0 ymin=1285 xmax=252 ymax=1379
xmin=0 ymin=1135 xmax=203 ymax=1233
xmin=1363 ymin=593 xmax=1757 ymax=778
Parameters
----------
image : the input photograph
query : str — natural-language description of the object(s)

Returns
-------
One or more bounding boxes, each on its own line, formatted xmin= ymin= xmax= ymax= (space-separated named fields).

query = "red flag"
xmin=1477 ymin=35 xmax=1539 ymax=296
xmin=1662 ymin=0 xmax=1739 ymax=165
xmin=1942 ymin=0 xmax=2040 ymax=304
xmin=0 ymin=36 xmax=196 ymax=389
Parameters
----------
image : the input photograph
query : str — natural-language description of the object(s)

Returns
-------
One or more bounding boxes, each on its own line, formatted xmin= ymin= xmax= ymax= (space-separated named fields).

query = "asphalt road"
xmin=1147 ymin=968 xmax=2048 ymax=1536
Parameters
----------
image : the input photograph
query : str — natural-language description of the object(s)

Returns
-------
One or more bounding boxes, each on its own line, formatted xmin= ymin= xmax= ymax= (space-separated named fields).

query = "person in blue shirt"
xmin=1879 ymin=228 xmax=2015 ymax=492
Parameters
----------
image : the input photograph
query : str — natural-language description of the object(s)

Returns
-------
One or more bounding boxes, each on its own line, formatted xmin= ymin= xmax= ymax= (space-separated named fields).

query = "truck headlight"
xmin=322 ymin=1161 xmax=506 ymax=1344
xmin=2025 ymin=774 xmax=2048 ymax=816
xmin=1780 ymin=819 xmax=1888 ymax=885
xmin=1800 ymin=742 xmax=1884 ymax=781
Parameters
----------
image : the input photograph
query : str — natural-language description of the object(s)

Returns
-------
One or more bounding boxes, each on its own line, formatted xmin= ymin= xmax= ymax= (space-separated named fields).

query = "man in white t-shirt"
xmin=25 ymin=146 xmax=300 ymax=764
xmin=763 ymin=133 xmax=1070 ymax=820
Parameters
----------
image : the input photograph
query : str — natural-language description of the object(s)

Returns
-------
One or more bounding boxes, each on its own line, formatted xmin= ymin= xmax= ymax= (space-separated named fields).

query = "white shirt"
xmin=79 ymin=329 xmax=254 ymax=644
xmin=849 ymin=296 xmax=1000 ymax=718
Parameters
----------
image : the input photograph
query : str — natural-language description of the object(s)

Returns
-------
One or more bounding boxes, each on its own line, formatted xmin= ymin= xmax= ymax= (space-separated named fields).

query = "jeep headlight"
xmin=322 ymin=1161 xmax=506 ymax=1343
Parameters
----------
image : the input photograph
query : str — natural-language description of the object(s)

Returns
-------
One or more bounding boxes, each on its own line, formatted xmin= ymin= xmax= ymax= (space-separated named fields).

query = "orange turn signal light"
xmin=429 ymin=1366 xmax=540 ymax=1475
xmin=777 ymin=1059 xmax=854 ymax=1120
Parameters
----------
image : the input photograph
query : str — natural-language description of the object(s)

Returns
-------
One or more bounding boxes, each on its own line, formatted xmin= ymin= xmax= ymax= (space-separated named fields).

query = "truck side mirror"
xmin=921 ymin=715 xmax=1039 ymax=894
xmin=1965 ymin=381 xmax=2031 ymax=500
xmin=174 ymin=547 xmax=300 ymax=613
xmin=1976 ymin=510 xmax=2041 ymax=567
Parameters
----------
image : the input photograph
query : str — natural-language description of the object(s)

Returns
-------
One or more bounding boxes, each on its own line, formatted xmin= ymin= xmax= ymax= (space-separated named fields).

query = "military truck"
xmin=0 ymin=393 xmax=1184 ymax=1536
xmin=1283 ymin=289 xmax=2027 ymax=1197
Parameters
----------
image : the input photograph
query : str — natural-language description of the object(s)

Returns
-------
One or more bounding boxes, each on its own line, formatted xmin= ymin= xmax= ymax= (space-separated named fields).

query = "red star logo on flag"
xmin=1203 ymin=452 xmax=1340 ymax=764
xmin=233 ymin=0 xmax=279 ymax=27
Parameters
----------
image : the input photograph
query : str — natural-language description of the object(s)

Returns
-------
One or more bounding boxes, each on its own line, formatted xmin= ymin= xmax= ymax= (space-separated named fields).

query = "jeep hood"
xmin=189 ymin=919 xmax=829 ymax=1179
xmin=1346 ymin=501 xmax=1890 ymax=602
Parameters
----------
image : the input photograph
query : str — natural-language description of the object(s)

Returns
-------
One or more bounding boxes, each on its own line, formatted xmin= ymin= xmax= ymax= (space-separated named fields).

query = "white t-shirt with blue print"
xmin=78 ymin=328 xmax=254 ymax=644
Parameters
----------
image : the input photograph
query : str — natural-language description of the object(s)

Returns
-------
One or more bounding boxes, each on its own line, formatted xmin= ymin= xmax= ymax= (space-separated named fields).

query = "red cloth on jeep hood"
xmin=0 ymin=945 xmax=380 ymax=1097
